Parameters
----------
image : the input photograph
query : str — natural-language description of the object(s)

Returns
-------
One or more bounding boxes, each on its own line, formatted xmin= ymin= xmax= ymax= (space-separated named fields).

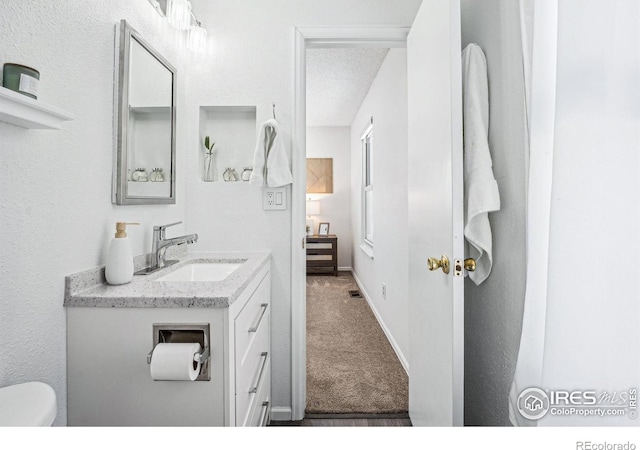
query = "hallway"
xmin=305 ymin=272 xmax=408 ymax=415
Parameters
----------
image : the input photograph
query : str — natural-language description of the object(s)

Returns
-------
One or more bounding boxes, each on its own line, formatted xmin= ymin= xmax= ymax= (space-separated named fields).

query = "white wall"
xmin=186 ymin=0 xmax=422 ymax=415
xmin=306 ymin=127 xmax=352 ymax=269
xmin=460 ymin=0 xmax=528 ymax=426
xmin=0 ymin=1 xmax=191 ymax=426
xmin=350 ymin=49 xmax=409 ymax=368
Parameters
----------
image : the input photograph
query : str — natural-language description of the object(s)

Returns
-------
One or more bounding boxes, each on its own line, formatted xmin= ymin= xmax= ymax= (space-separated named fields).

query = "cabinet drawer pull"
xmin=259 ymin=401 xmax=270 ymax=427
xmin=249 ymin=352 xmax=268 ymax=394
xmin=248 ymin=303 xmax=268 ymax=333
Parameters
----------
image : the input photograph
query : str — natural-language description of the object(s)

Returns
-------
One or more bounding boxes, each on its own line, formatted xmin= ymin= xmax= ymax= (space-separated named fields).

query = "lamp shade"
xmin=167 ymin=0 xmax=192 ymax=30
xmin=306 ymin=200 xmax=320 ymax=216
xmin=187 ymin=24 xmax=207 ymax=53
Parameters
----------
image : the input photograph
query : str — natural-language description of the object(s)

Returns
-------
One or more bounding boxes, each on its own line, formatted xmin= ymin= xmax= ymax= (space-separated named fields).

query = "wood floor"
xmin=270 ymin=413 xmax=412 ymax=427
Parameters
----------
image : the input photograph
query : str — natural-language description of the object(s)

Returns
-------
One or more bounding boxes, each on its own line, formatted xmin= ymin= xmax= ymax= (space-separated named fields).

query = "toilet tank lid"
xmin=0 ymin=381 xmax=57 ymax=426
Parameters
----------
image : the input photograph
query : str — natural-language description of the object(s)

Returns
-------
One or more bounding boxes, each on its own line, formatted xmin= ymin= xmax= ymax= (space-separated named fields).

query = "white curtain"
xmin=509 ymin=0 xmax=558 ymax=426
xmin=518 ymin=0 xmax=534 ymax=137
xmin=510 ymin=0 xmax=640 ymax=426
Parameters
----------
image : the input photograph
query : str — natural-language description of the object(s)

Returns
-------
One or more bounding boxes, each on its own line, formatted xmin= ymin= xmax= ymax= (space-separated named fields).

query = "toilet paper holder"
xmin=147 ymin=323 xmax=211 ymax=381
xmin=147 ymin=347 xmax=210 ymax=365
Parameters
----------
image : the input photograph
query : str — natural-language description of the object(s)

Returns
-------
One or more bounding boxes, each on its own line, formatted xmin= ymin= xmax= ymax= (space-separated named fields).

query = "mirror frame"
xmin=113 ymin=19 xmax=177 ymax=205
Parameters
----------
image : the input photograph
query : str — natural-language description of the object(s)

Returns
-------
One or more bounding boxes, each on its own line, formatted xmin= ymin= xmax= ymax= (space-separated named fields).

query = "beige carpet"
xmin=306 ymin=272 xmax=408 ymax=414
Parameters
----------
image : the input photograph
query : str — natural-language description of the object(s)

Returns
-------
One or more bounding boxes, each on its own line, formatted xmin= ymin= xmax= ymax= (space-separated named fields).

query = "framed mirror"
xmin=113 ymin=20 xmax=176 ymax=205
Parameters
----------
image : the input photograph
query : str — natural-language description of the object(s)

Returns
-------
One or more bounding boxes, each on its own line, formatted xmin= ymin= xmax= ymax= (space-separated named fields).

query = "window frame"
xmin=361 ymin=119 xmax=374 ymax=249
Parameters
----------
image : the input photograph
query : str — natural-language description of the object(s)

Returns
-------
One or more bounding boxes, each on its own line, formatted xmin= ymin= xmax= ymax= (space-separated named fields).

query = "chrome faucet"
xmin=151 ymin=221 xmax=198 ymax=270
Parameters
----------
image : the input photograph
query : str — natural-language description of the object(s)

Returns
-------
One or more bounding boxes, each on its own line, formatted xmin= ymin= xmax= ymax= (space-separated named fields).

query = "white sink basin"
xmin=155 ymin=262 xmax=242 ymax=282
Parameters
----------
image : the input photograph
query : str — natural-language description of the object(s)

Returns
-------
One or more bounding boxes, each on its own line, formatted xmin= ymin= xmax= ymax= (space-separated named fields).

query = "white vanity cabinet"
xmin=66 ymin=258 xmax=270 ymax=427
xmin=229 ymin=266 xmax=271 ymax=426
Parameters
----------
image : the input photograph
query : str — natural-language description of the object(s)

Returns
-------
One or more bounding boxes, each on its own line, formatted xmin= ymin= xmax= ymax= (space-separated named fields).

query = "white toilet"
xmin=0 ymin=382 xmax=57 ymax=426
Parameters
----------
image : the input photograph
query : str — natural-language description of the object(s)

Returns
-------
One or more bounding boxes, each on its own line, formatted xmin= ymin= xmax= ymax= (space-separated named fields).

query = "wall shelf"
xmin=198 ymin=181 xmax=253 ymax=185
xmin=0 ymin=86 xmax=74 ymax=129
xmin=127 ymin=181 xmax=170 ymax=197
xmin=199 ymin=105 xmax=257 ymax=182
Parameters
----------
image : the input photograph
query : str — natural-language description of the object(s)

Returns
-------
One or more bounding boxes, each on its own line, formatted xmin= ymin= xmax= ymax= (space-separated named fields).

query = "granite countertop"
xmin=64 ymin=251 xmax=271 ymax=308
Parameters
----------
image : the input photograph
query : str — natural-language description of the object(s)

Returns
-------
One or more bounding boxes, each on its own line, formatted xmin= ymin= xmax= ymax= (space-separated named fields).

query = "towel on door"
xmin=462 ymin=43 xmax=501 ymax=285
xmin=249 ymin=118 xmax=293 ymax=187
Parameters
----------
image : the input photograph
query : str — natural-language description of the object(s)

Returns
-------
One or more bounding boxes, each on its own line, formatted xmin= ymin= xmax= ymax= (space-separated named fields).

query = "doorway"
xmin=291 ymin=26 xmax=412 ymax=421
xmin=304 ymin=46 xmax=411 ymax=417
xmin=292 ymin=0 xmax=466 ymax=427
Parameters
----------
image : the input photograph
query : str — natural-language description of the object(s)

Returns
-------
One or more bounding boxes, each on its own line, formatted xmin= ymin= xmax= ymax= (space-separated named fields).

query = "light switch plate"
xmin=263 ymin=186 xmax=287 ymax=210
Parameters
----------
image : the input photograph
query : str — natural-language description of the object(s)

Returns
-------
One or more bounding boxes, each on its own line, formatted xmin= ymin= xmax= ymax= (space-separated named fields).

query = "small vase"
xmin=203 ymin=153 xmax=215 ymax=182
xmin=149 ymin=168 xmax=164 ymax=182
xmin=241 ymin=168 xmax=253 ymax=181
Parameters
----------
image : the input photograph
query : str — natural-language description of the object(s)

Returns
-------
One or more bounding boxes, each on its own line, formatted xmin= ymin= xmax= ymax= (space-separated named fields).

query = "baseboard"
xmin=270 ymin=406 xmax=292 ymax=422
xmin=338 ymin=266 xmax=353 ymax=272
xmin=350 ymin=269 xmax=410 ymax=375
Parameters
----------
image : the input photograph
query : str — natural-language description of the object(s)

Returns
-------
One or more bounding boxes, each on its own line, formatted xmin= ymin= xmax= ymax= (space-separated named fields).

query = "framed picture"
xmin=306 ymin=158 xmax=333 ymax=193
xmin=318 ymin=222 xmax=330 ymax=236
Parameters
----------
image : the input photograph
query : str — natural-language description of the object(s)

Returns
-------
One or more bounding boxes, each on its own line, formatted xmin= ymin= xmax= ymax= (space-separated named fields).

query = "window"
xmin=361 ymin=119 xmax=374 ymax=248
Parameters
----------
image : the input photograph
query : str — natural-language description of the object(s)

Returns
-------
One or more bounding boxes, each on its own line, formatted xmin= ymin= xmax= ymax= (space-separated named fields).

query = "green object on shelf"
xmin=3 ymin=63 xmax=40 ymax=99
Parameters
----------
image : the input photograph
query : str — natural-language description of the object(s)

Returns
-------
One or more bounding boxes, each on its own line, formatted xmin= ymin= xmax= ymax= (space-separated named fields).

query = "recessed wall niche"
xmin=198 ymin=106 xmax=257 ymax=182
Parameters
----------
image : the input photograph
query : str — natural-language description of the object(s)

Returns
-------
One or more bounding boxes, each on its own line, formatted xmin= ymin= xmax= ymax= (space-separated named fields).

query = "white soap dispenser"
xmin=105 ymin=222 xmax=139 ymax=285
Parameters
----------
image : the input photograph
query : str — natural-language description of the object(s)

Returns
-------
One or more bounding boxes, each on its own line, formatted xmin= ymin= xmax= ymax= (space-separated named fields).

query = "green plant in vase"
xmin=203 ymin=136 xmax=216 ymax=182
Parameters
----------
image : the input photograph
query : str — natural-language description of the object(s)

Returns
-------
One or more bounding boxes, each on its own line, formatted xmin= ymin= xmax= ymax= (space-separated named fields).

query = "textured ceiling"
xmin=306 ymin=47 xmax=390 ymax=127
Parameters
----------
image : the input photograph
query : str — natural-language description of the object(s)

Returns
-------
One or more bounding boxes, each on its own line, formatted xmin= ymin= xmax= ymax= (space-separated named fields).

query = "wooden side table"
xmin=306 ymin=235 xmax=338 ymax=276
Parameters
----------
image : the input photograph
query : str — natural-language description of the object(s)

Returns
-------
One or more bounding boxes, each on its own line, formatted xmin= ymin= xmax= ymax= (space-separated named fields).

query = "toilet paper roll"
xmin=150 ymin=342 xmax=202 ymax=381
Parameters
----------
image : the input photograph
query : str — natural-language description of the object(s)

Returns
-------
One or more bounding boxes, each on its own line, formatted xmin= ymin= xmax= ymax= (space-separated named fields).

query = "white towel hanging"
xmin=249 ymin=118 xmax=293 ymax=187
xmin=462 ymin=43 xmax=501 ymax=285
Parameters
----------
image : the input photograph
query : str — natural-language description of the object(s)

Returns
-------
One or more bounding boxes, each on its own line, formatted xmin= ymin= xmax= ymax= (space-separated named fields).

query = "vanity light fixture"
xmin=187 ymin=21 xmax=207 ymax=54
xmin=167 ymin=0 xmax=192 ymax=31
xmin=148 ymin=0 xmax=208 ymax=53
xmin=147 ymin=0 xmax=166 ymax=16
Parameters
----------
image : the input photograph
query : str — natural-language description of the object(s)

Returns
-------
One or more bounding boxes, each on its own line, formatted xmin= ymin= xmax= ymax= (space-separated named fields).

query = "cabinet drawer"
xmin=247 ymin=360 xmax=270 ymax=427
xmin=307 ymin=242 xmax=333 ymax=250
xmin=306 ymin=254 xmax=333 ymax=261
xmin=234 ymin=271 xmax=270 ymax=362
xmin=235 ymin=318 xmax=270 ymax=426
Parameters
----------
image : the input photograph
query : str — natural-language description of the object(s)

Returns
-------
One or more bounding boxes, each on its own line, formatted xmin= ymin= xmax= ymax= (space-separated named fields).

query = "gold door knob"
xmin=428 ymin=255 xmax=450 ymax=274
xmin=464 ymin=258 xmax=476 ymax=272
